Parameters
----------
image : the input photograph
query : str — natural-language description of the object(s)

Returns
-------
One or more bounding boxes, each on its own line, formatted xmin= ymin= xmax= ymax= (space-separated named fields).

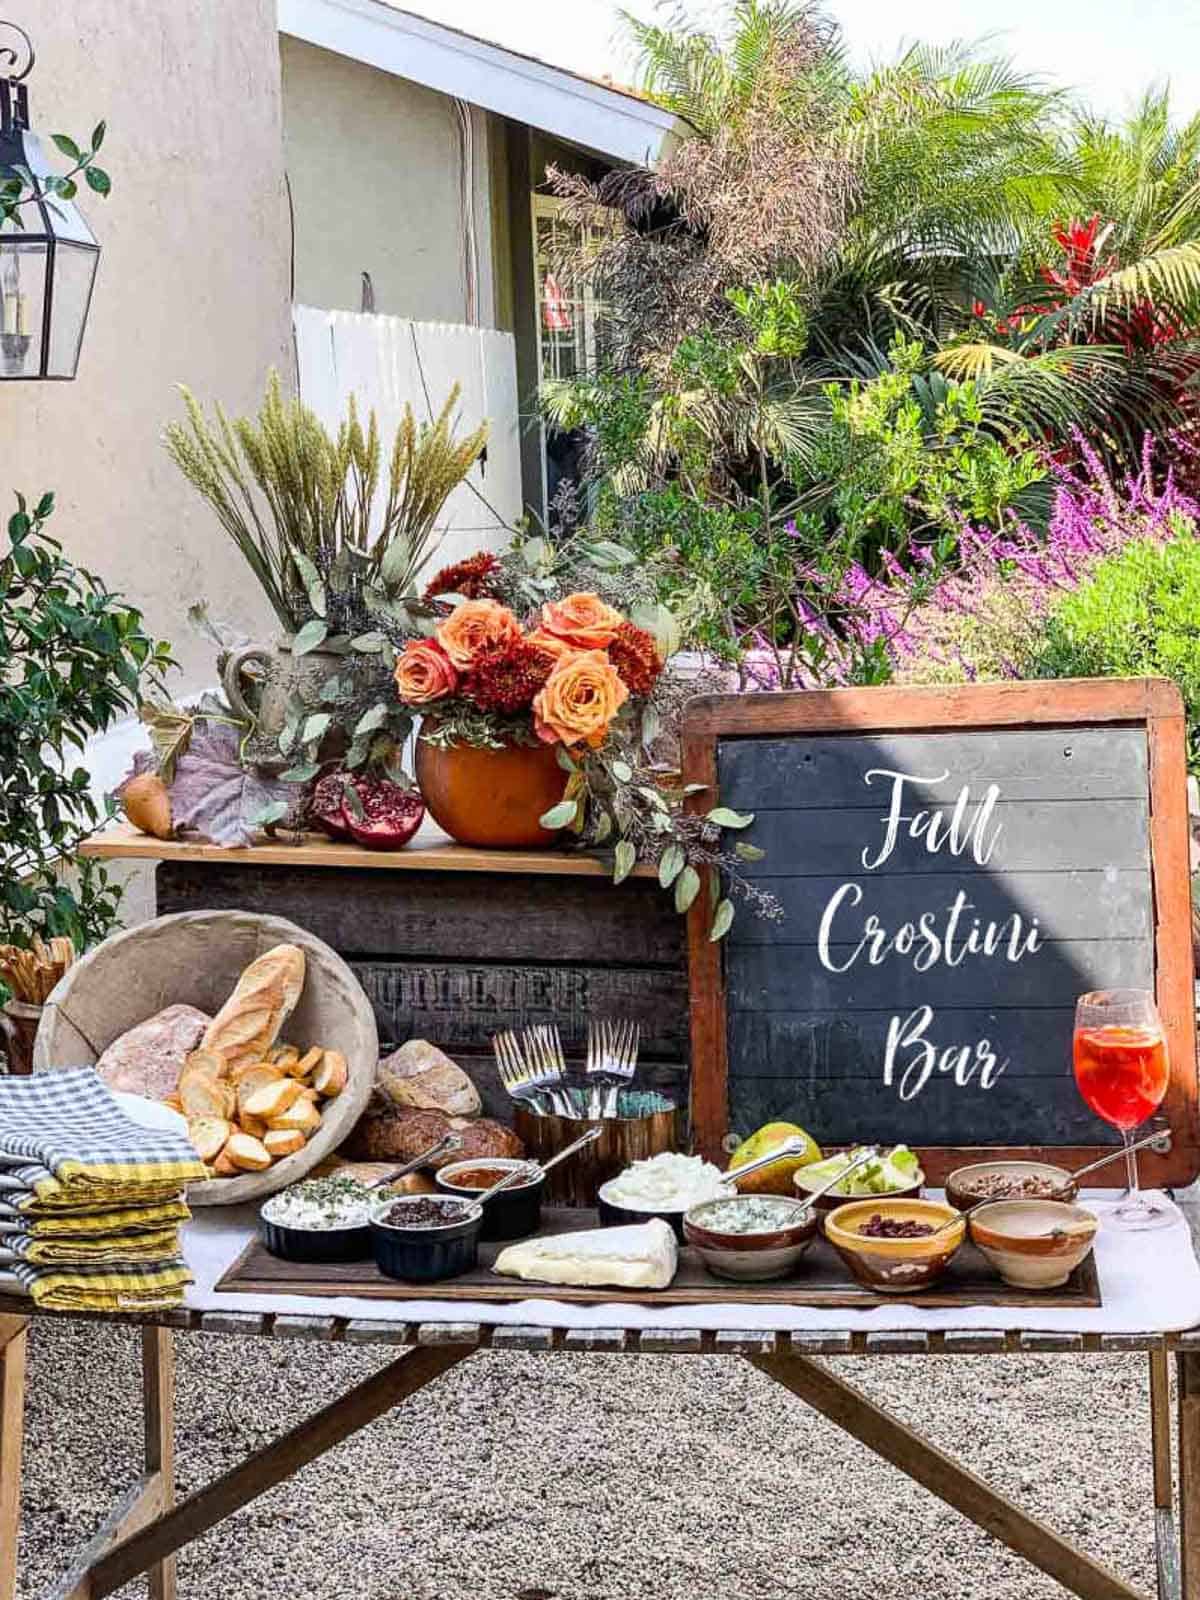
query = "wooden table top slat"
xmin=79 ymin=824 xmax=657 ymax=879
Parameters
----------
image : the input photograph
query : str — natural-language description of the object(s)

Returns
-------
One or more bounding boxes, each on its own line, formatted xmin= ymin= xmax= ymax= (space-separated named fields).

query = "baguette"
xmin=180 ymin=1075 xmax=235 ymax=1120
xmin=225 ymin=1132 xmax=272 ymax=1172
xmin=211 ymin=1148 xmax=239 ymax=1176
xmin=235 ymin=1066 xmax=283 ymax=1115
xmin=242 ymin=1077 xmax=304 ymax=1121
xmin=201 ymin=944 xmax=305 ymax=1068
xmin=188 ymin=1116 xmax=232 ymax=1162
xmin=313 ymin=1051 xmax=347 ymax=1098
xmin=289 ymin=1046 xmax=323 ymax=1080
xmin=270 ymin=1045 xmax=300 ymax=1068
xmin=268 ymin=1096 xmax=321 ymax=1135
xmin=238 ymin=1111 xmax=269 ymax=1139
xmin=230 ymin=1059 xmax=280 ymax=1085
xmin=263 ymin=1128 xmax=306 ymax=1158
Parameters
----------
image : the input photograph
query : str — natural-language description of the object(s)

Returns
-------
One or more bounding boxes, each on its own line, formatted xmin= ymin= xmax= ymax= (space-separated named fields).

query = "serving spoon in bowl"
xmin=723 ymin=1140 xmax=882 ymax=1210
xmin=927 ymin=1127 xmax=1173 ymax=1240
xmin=464 ymin=1126 xmax=604 ymax=1211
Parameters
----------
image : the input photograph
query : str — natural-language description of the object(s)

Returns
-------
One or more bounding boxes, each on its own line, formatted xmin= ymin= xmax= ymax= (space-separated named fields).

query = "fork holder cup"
xmin=513 ymin=1103 xmax=681 ymax=1207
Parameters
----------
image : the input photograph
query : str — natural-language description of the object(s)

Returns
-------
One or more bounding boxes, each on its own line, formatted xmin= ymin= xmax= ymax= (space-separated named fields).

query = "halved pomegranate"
xmin=310 ymin=771 xmax=354 ymax=840
xmin=340 ymin=774 xmax=425 ymax=851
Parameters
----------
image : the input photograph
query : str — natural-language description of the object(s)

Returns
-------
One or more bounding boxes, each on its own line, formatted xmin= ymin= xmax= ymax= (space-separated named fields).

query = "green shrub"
xmin=0 ymin=492 xmax=174 ymax=950
xmin=1037 ymin=530 xmax=1200 ymax=767
xmin=806 ymin=337 xmax=1049 ymax=558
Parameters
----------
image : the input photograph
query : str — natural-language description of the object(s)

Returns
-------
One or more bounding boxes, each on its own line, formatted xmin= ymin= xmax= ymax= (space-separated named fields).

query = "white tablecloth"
xmin=180 ymin=1190 xmax=1200 ymax=1335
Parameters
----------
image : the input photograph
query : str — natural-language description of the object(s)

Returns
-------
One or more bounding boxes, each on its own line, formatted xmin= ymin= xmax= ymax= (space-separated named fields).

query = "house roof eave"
xmin=277 ymin=0 xmax=691 ymax=166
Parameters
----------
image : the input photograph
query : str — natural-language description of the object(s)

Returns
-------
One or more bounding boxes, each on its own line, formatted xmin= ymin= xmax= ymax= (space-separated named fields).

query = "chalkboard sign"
xmin=682 ymin=680 xmax=1199 ymax=1186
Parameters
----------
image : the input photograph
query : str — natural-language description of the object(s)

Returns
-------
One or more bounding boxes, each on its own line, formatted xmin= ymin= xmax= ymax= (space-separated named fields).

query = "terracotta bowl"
xmin=945 ymin=1160 xmax=1077 ymax=1213
xmin=824 ymin=1198 xmax=965 ymax=1293
xmin=415 ymin=733 xmax=568 ymax=849
xmin=683 ymin=1195 xmax=819 ymax=1282
xmin=968 ymin=1199 xmax=1098 ymax=1289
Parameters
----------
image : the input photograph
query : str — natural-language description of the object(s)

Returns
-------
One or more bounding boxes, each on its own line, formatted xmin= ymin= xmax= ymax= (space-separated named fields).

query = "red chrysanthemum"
xmin=607 ymin=622 xmax=662 ymax=697
xmin=463 ymin=638 xmax=556 ymax=714
xmin=424 ymin=550 xmax=501 ymax=602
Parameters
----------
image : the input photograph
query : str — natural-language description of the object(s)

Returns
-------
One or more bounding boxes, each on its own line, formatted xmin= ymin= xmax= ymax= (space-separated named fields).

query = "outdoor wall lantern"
xmin=0 ymin=21 xmax=100 ymax=380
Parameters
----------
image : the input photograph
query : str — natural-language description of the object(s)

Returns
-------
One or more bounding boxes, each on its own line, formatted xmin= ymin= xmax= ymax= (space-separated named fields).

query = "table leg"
xmin=1152 ymin=1348 xmax=1181 ymax=1600
xmin=142 ymin=1329 xmax=175 ymax=1600
xmin=1178 ymin=1352 xmax=1200 ymax=1599
xmin=0 ymin=1315 xmax=29 ymax=1600
xmin=755 ymin=1351 xmax=1147 ymax=1600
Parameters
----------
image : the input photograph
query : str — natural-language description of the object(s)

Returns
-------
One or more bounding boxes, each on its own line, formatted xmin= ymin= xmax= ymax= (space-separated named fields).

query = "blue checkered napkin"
xmin=0 ymin=1068 xmax=208 ymax=1199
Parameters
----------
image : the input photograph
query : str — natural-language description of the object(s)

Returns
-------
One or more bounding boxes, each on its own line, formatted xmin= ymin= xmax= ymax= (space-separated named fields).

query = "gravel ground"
xmin=12 ymin=1319 xmax=1162 ymax=1600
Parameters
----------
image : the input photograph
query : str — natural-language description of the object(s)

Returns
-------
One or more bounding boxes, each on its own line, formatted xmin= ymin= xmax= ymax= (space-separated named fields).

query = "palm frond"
xmin=1086 ymin=241 xmax=1200 ymax=317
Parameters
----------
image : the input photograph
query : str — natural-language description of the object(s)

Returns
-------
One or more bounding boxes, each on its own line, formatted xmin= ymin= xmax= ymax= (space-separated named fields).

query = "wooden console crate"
xmin=81 ymin=829 xmax=689 ymax=1119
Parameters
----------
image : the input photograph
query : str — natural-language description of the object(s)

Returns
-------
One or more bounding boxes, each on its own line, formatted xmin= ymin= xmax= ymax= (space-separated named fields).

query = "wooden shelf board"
xmin=79 ymin=822 xmax=654 ymax=879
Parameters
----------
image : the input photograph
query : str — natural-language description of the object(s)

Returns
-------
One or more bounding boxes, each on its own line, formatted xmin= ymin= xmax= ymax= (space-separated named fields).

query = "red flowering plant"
xmin=392 ymin=543 xmax=776 ymax=936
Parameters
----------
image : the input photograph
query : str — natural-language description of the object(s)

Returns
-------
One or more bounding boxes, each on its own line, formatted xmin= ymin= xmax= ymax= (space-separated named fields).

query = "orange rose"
xmin=526 ymin=627 xmax=581 ymax=666
xmin=533 ymin=649 xmax=629 ymax=748
xmin=435 ymin=597 xmax=521 ymax=669
xmin=394 ymin=639 xmax=458 ymax=704
xmin=539 ymin=592 xmax=623 ymax=650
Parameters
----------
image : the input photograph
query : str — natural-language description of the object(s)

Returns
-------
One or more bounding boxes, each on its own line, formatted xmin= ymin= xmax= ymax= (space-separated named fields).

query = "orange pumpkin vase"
xmin=415 ymin=732 xmax=569 ymax=850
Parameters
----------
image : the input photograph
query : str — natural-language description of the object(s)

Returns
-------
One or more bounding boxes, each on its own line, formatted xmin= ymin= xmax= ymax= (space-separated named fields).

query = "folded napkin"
xmin=0 ymin=1069 xmax=208 ymax=1202
xmin=0 ymin=1197 xmax=191 ymax=1235
xmin=1 ymin=1173 xmax=189 ymax=1214
xmin=12 ymin=1256 xmax=193 ymax=1312
xmin=7 ymin=1226 xmax=181 ymax=1266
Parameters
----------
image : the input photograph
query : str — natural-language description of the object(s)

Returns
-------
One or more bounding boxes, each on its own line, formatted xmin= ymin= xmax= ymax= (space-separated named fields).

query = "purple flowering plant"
xmin=737 ymin=434 xmax=1199 ymax=692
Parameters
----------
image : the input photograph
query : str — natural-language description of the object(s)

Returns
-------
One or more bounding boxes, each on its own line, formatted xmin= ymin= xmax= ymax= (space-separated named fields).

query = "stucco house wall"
xmin=0 ymin=0 xmax=293 ymax=696
xmin=280 ymin=35 xmax=497 ymax=327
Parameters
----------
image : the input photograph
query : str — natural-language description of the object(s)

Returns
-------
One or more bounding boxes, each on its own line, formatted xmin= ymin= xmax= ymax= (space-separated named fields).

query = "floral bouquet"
xmin=393 ymin=590 xmax=662 ymax=750
xmin=387 ymin=550 xmax=775 ymax=938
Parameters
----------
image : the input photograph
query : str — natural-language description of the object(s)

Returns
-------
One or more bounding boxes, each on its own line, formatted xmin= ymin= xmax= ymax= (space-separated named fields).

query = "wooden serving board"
xmin=217 ymin=1208 xmax=1101 ymax=1310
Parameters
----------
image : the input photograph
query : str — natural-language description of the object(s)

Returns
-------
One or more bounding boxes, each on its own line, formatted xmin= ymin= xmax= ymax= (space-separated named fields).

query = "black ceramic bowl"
xmin=369 ymin=1194 xmax=483 ymax=1283
xmin=434 ymin=1158 xmax=544 ymax=1242
xmin=258 ymin=1197 xmax=373 ymax=1264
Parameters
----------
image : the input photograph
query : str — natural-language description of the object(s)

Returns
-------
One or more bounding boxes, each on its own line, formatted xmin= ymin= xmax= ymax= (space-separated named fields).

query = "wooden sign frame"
xmin=682 ymin=678 xmax=1199 ymax=1186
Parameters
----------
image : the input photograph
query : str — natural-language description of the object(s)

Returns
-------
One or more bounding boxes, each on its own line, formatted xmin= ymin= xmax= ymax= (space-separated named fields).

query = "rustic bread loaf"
xmin=342 ymin=1099 xmax=522 ymax=1167
xmin=95 ymin=1004 xmax=211 ymax=1101
xmin=377 ymin=1040 xmax=481 ymax=1117
xmin=201 ymin=944 xmax=305 ymax=1067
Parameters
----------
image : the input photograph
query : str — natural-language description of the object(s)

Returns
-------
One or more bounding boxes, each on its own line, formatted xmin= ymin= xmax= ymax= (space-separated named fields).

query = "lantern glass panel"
xmin=47 ymin=240 xmax=98 ymax=378
xmin=0 ymin=233 xmax=46 ymax=380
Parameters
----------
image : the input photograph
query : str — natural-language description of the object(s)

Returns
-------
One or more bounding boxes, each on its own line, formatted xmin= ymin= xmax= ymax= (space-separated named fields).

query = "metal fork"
xmin=492 ymin=1030 xmax=552 ymax=1116
xmin=519 ymin=1023 xmax=575 ymax=1118
xmin=586 ymin=1019 xmax=640 ymax=1118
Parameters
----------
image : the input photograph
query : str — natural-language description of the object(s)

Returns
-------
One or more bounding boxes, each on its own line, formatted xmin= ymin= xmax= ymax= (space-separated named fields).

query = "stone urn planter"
xmin=221 ymin=639 xmax=392 ymax=772
xmin=415 ymin=733 xmax=568 ymax=849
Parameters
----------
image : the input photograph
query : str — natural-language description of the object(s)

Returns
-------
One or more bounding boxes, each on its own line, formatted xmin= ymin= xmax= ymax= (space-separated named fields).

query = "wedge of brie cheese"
xmin=492 ymin=1218 xmax=677 ymax=1289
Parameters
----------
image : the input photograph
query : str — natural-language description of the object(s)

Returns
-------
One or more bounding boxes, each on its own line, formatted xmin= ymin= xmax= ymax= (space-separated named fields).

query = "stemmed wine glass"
xmin=1073 ymin=989 xmax=1172 ymax=1231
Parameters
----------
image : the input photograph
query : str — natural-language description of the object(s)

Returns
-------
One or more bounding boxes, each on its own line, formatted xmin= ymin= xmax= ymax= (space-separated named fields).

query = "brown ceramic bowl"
xmin=683 ymin=1195 xmax=819 ymax=1282
xmin=791 ymin=1165 xmax=923 ymax=1224
xmin=825 ymin=1199 xmax=965 ymax=1293
xmin=969 ymin=1199 xmax=1098 ymax=1289
xmin=945 ymin=1160 xmax=1077 ymax=1214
